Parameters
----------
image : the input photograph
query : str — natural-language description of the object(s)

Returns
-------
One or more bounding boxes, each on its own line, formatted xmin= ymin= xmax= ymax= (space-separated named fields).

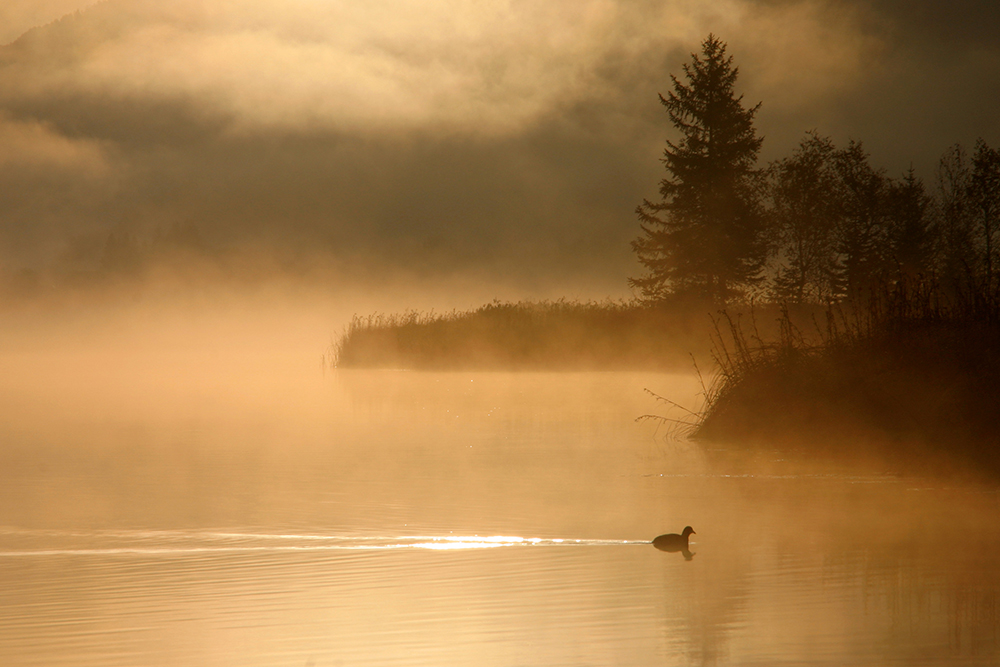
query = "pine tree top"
xmin=660 ymin=34 xmax=762 ymax=182
xmin=630 ymin=34 xmax=768 ymax=303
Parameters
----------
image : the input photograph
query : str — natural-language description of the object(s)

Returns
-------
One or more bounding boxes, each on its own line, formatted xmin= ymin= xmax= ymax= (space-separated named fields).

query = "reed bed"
xmin=332 ymin=299 xmax=722 ymax=371
xmin=694 ymin=279 xmax=1000 ymax=473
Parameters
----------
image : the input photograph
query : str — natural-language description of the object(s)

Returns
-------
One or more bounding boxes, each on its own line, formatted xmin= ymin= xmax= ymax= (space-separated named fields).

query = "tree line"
xmin=631 ymin=34 xmax=1000 ymax=305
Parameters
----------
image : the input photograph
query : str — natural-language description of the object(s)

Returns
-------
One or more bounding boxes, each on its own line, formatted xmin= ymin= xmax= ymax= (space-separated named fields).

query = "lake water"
xmin=1 ymin=312 xmax=998 ymax=666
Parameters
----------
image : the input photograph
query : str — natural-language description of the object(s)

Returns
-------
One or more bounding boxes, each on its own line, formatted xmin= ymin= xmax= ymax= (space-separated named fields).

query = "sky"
xmin=0 ymin=0 xmax=997 ymax=297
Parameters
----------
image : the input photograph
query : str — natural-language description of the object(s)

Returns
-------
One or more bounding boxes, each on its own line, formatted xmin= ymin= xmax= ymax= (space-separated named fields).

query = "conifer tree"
xmin=630 ymin=35 xmax=767 ymax=303
xmin=968 ymin=139 xmax=1000 ymax=293
xmin=934 ymin=144 xmax=976 ymax=295
xmin=884 ymin=167 xmax=934 ymax=281
xmin=830 ymin=141 xmax=889 ymax=301
xmin=770 ymin=132 xmax=839 ymax=303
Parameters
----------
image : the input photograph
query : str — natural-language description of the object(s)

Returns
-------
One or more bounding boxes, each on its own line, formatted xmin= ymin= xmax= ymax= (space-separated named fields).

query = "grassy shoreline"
xmin=332 ymin=298 xmax=822 ymax=372
xmin=332 ymin=299 xmax=710 ymax=371
xmin=332 ymin=284 xmax=1000 ymax=475
xmin=693 ymin=282 xmax=1000 ymax=475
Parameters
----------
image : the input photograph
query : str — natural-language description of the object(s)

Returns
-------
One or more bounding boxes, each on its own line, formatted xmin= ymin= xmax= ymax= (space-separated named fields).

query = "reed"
xmin=694 ymin=278 xmax=1000 ymax=473
xmin=332 ymin=298 xmax=725 ymax=371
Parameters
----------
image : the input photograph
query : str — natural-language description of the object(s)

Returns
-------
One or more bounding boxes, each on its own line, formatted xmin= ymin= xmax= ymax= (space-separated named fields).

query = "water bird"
xmin=652 ymin=526 xmax=695 ymax=553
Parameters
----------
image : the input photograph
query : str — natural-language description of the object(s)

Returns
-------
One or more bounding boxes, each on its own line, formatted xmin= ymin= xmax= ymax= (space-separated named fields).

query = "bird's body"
xmin=652 ymin=526 xmax=695 ymax=553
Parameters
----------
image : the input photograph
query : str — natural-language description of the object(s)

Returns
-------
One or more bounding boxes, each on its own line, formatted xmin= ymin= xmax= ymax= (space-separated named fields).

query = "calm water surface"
xmin=1 ymin=340 xmax=998 ymax=665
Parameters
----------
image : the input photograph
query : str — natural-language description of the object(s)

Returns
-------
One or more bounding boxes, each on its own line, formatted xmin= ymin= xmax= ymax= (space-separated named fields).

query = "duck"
xmin=652 ymin=526 xmax=695 ymax=552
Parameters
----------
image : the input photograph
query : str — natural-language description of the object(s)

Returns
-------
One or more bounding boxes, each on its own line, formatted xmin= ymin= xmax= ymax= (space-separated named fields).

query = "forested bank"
xmin=692 ymin=280 xmax=1000 ymax=475
xmin=333 ymin=35 xmax=1000 ymax=474
xmin=336 ymin=36 xmax=997 ymax=373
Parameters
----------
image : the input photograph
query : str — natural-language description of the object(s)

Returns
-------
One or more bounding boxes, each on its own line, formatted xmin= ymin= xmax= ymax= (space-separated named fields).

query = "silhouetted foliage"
xmin=934 ymin=144 xmax=976 ymax=297
xmin=630 ymin=34 xmax=767 ymax=304
xmin=769 ymin=132 xmax=840 ymax=302
xmin=695 ymin=278 xmax=1000 ymax=475
xmin=768 ymin=136 xmax=935 ymax=303
xmin=626 ymin=36 xmax=998 ymax=314
xmin=828 ymin=141 xmax=891 ymax=301
xmin=884 ymin=167 xmax=934 ymax=281
xmin=968 ymin=139 xmax=1000 ymax=294
xmin=333 ymin=299 xmax=814 ymax=371
xmin=333 ymin=300 xmax=708 ymax=370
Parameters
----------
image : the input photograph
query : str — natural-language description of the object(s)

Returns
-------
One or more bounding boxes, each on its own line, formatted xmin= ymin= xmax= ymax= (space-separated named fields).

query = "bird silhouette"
xmin=652 ymin=526 xmax=695 ymax=554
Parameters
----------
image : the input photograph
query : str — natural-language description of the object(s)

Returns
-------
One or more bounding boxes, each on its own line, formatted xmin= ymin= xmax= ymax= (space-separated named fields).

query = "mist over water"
xmin=1 ymin=292 xmax=998 ymax=666
xmin=0 ymin=0 xmax=998 ymax=662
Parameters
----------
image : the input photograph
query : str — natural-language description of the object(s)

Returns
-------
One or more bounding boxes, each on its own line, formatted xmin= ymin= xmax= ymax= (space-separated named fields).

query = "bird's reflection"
xmin=653 ymin=526 xmax=696 ymax=560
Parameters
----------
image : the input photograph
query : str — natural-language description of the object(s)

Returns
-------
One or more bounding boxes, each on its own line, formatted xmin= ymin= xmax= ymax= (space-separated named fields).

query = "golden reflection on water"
xmin=0 ymin=321 xmax=998 ymax=665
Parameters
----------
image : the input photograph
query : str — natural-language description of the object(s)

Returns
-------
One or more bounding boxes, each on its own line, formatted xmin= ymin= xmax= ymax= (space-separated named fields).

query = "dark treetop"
xmin=630 ymin=34 xmax=767 ymax=304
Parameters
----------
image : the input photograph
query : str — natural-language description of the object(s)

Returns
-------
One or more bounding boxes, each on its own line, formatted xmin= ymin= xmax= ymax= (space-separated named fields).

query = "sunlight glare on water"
xmin=0 ymin=530 xmax=647 ymax=556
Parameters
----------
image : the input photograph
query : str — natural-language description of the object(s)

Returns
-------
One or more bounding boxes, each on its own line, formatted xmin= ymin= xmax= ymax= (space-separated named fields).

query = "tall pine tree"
xmin=630 ymin=35 xmax=767 ymax=303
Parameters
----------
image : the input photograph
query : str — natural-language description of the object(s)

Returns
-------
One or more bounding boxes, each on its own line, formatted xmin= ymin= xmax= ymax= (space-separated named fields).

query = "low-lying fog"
xmin=1 ymin=277 xmax=998 ymax=666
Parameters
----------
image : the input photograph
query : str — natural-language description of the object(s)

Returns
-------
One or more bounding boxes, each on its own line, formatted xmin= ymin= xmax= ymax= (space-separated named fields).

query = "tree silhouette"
xmin=884 ymin=167 xmax=934 ymax=281
xmin=935 ymin=144 xmax=976 ymax=295
xmin=830 ymin=141 xmax=888 ymax=301
xmin=969 ymin=139 xmax=1000 ymax=293
xmin=770 ymin=132 xmax=839 ymax=303
xmin=630 ymin=34 xmax=766 ymax=303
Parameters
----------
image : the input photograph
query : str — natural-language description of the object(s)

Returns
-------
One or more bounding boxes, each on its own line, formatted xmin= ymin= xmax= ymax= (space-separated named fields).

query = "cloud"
xmin=0 ymin=112 xmax=109 ymax=172
xmin=0 ymin=114 xmax=115 ymax=267
xmin=733 ymin=1 xmax=884 ymax=111
xmin=0 ymin=0 xmax=996 ymax=290
xmin=0 ymin=0 xmax=756 ymax=136
xmin=3 ymin=0 xmax=995 ymax=144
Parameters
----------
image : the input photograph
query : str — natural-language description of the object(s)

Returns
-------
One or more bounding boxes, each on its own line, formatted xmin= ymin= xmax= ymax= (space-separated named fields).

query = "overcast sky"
xmin=0 ymin=0 xmax=997 ymax=294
